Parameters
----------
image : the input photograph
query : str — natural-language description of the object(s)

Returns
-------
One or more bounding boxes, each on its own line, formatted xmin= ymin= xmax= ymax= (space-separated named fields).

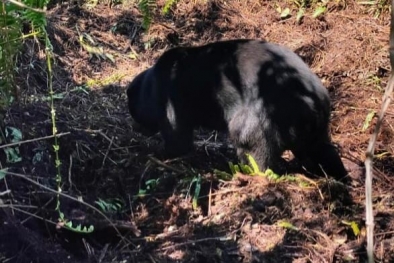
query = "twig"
xmin=364 ymin=2 xmax=394 ymax=262
xmin=0 ymin=204 xmax=39 ymax=209
xmin=374 ymin=230 xmax=394 ymax=237
xmin=20 ymin=196 xmax=54 ymax=225
xmin=208 ymin=180 xmax=212 ymax=216
xmin=102 ymin=136 xmax=114 ymax=168
xmin=364 ymin=77 xmax=394 ymax=263
xmin=74 ymin=128 xmax=121 ymax=148
xmin=147 ymin=156 xmax=190 ymax=175
xmin=2 ymin=0 xmax=46 ymax=13
xmin=5 ymin=206 xmax=59 ymax=226
xmin=0 ymin=190 xmax=11 ymax=196
xmin=3 ymin=174 xmax=14 ymax=215
xmin=68 ymin=155 xmax=73 ymax=192
xmin=0 ymin=132 xmax=70 ymax=149
xmin=158 ymin=235 xmax=233 ymax=251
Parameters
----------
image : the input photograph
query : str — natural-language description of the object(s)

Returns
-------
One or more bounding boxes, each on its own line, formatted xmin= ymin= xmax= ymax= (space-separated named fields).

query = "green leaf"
xmin=362 ymin=110 xmax=376 ymax=132
xmin=104 ymin=53 xmax=115 ymax=63
xmin=32 ymin=151 xmax=44 ymax=164
xmin=264 ymin=168 xmax=280 ymax=179
xmin=342 ymin=220 xmax=360 ymax=236
xmin=5 ymin=127 xmax=22 ymax=143
xmin=312 ymin=6 xmax=327 ymax=18
xmin=64 ymin=221 xmax=95 ymax=233
xmin=358 ymin=1 xmax=376 ymax=5
xmin=95 ymin=198 xmax=124 ymax=213
xmin=229 ymin=162 xmax=237 ymax=174
xmin=234 ymin=164 xmax=241 ymax=173
xmin=138 ymin=0 xmax=156 ymax=30
xmin=280 ymin=7 xmax=291 ymax=19
xmin=192 ymin=175 xmax=201 ymax=210
xmin=59 ymin=211 xmax=65 ymax=219
xmin=3 ymin=126 xmax=22 ymax=163
xmin=162 ymin=0 xmax=179 ymax=14
xmin=246 ymin=154 xmax=260 ymax=173
xmin=145 ymin=178 xmax=159 ymax=190
xmin=4 ymin=147 xmax=22 ymax=163
xmin=350 ymin=221 xmax=360 ymax=236
xmin=240 ymin=164 xmax=253 ymax=175
xmin=214 ymin=169 xmax=233 ymax=180
xmin=278 ymin=221 xmax=299 ymax=231
xmin=95 ymin=199 xmax=106 ymax=211
xmin=0 ymin=168 xmax=8 ymax=180
xmin=137 ymin=189 xmax=147 ymax=197
xmin=296 ymin=8 xmax=305 ymax=23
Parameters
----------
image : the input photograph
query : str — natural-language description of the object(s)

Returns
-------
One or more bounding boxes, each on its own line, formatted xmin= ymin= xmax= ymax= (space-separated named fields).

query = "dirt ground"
xmin=1 ymin=0 xmax=394 ymax=262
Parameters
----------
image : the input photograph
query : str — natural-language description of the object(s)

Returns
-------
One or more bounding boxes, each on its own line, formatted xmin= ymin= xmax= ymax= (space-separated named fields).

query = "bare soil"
xmin=1 ymin=0 xmax=394 ymax=262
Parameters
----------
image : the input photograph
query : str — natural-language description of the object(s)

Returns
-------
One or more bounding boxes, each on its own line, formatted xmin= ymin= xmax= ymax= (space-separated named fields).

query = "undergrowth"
xmin=0 ymin=0 xmax=94 ymax=233
xmin=0 ymin=2 xmax=23 ymax=124
xmin=138 ymin=0 xmax=181 ymax=29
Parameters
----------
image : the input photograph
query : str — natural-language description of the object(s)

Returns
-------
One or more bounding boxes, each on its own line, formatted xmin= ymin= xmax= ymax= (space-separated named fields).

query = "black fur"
xmin=127 ymin=39 xmax=348 ymax=180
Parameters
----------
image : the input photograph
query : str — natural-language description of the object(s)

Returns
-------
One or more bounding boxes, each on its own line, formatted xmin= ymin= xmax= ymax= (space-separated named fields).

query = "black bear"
xmin=127 ymin=39 xmax=348 ymax=181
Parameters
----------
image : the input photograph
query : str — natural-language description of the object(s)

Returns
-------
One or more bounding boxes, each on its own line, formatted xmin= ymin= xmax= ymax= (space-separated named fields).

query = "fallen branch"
xmin=158 ymin=235 xmax=233 ymax=251
xmin=0 ymin=132 xmax=70 ymax=149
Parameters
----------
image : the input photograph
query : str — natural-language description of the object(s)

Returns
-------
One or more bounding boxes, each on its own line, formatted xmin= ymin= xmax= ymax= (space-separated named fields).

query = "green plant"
xmin=341 ymin=220 xmax=361 ymax=236
xmin=59 ymin=211 xmax=95 ymax=233
xmin=136 ymin=178 xmax=161 ymax=198
xmin=86 ymin=73 xmax=126 ymax=88
xmin=22 ymin=0 xmax=93 ymax=234
xmin=162 ymin=0 xmax=179 ymax=14
xmin=215 ymin=154 xmax=311 ymax=185
xmin=95 ymin=198 xmax=124 ymax=213
xmin=214 ymin=154 xmax=281 ymax=180
xmin=3 ymin=126 xmax=22 ymax=163
xmin=286 ymin=0 xmax=329 ymax=23
xmin=137 ymin=0 xmax=186 ymax=29
xmin=138 ymin=0 xmax=156 ymax=29
xmin=359 ymin=0 xmax=390 ymax=18
xmin=0 ymin=168 xmax=7 ymax=180
xmin=187 ymin=174 xmax=201 ymax=210
xmin=0 ymin=2 xmax=23 ymax=118
xmin=366 ymin=74 xmax=384 ymax=92
xmin=77 ymin=31 xmax=115 ymax=63
xmin=231 ymin=154 xmax=281 ymax=180
xmin=0 ymin=0 xmax=89 ymax=234
xmin=362 ymin=110 xmax=376 ymax=132
xmin=277 ymin=220 xmax=299 ymax=231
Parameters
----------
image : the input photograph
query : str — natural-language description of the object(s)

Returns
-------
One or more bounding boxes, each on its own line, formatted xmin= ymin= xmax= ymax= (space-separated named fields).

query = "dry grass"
xmin=1 ymin=0 xmax=394 ymax=262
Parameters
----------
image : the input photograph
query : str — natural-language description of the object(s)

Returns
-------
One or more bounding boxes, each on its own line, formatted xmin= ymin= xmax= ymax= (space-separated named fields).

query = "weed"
xmin=366 ymin=74 xmax=384 ymax=92
xmin=341 ymin=220 xmax=361 ymax=236
xmin=277 ymin=220 xmax=299 ymax=231
xmin=86 ymin=73 xmax=126 ymax=88
xmin=362 ymin=110 xmax=376 ymax=132
xmin=163 ymin=0 xmax=179 ymax=14
xmin=138 ymin=0 xmax=156 ymax=29
xmin=95 ymin=198 xmax=124 ymax=213
xmin=358 ymin=0 xmax=390 ymax=18
xmin=284 ymin=0 xmax=330 ymax=22
xmin=77 ymin=30 xmax=115 ymax=63
xmin=0 ymin=2 xmax=23 ymax=116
